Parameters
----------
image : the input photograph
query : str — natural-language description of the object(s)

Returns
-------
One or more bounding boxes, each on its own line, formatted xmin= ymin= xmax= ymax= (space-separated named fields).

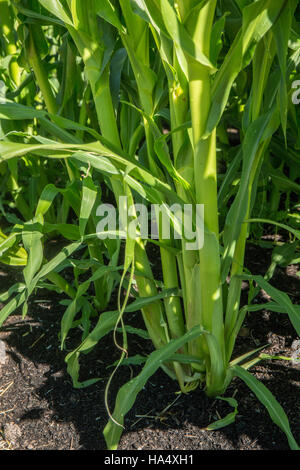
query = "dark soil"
xmin=0 ymin=242 xmax=299 ymax=450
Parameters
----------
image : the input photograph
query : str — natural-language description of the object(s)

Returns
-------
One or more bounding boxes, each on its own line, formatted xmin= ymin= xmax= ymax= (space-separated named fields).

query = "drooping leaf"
xmin=233 ymin=365 xmax=299 ymax=450
xmin=103 ymin=325 xmax=208 ymax=449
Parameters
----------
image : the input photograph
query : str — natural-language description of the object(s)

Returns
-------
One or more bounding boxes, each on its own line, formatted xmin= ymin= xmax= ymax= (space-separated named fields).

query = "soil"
xmin=0 ymin=242 xmax=299 ymax=451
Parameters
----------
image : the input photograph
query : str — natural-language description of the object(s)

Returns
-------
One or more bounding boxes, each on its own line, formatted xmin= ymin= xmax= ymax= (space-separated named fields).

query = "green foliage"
xmin=0 ymin=0 xmax=299 ymax=450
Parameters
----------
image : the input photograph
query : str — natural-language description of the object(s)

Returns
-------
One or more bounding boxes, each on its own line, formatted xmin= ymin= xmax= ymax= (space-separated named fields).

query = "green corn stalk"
xmin=181 ymin=1 xmax=225 ymax=393
xmin=66 ymin=0 xmax=171 ymax=357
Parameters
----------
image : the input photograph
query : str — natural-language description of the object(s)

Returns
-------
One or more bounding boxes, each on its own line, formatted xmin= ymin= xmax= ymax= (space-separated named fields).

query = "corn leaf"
xmin=232 ymin=365 xmax=299 ymax=450
xmin=103 ymin=325 xmax=207 ymax=450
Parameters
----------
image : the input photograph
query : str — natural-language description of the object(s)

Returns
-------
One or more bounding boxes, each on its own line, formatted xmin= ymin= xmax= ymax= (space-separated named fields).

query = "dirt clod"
xmin=4 ymin=423 xmax=22 ymax=445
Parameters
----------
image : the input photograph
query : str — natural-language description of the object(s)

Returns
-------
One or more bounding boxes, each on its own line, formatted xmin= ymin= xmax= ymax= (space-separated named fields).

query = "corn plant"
xmin=0 ymin=0 xmax=123 ymax=315
xmin=0 ymin=0 xmax=299 ymax=450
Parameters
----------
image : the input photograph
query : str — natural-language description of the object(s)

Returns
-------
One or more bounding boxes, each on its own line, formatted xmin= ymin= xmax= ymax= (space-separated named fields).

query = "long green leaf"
xmin=233 ymin=365 xmax=299 ymax=450
xmin=103 ymin=325 xmax=207 ymax=450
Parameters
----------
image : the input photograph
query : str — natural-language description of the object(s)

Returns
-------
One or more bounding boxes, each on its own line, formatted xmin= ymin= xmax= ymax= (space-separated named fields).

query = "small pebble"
xmin=291 ymin=340 xmax=300 ymax=365
xmin=0 ymin=340 xmax=6 ymax=365
xmin=4 ymin=423 xmax=22 ymax=445
xmin=291 ymin=339 xmax=300 ymax=351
